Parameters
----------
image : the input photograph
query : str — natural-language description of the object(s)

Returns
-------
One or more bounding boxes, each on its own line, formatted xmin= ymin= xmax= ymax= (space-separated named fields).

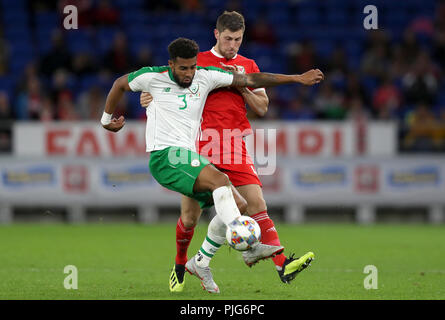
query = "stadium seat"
xmin=381 ymin=10 xmax=409 ymax=29
xmin=432 ymin=104 xmax=445 ymax=118
xmin=1 ymin=11 xmax=28 ymax=26
xmin=361 ymin=76 xmax=378 ymax=96
xmin=35 ymin=12 xmax=59 ymax=29
xmin=322 ymin=0 xmax=351 ymax=9
xmin=268 ymin=54 xmax=286 ymax=74
xmin=241 ymin=0 xmax=262 ymax=11
xmin=296 ymin=9 xmax=321 ymax=26
xmin=326 ymin=10 xmax=349 ymax=27
xmin=116 ymin=0 xmax=144 ymax=8
xmin=121 ymin=11 xmax=147 ymax=26
xmin=314 ymin=40 xmax=334 ymax=59
xmin=127 ymin=28 xmax=154 ymax=47
xmin=296 ymin=0 xmax=322 ymax=11
xmin=266 ymin=9 xmax=290 ymax=25
xmin=436 ymin=91 xmax=445 ymax=107
xmin=66 ymin=30 xmax=94 ymax=54
xmin=95 ymin=27 xmax=121 ymax=54
xmin=0 ymin=77 xmax=14 ymax=100
xmin=345 ymin=40 xmax=363 ymax=59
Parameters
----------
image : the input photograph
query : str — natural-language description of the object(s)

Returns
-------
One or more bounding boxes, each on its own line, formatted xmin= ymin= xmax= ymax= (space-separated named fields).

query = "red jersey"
xmin=197 ymin=48 xmax=264 ymax=141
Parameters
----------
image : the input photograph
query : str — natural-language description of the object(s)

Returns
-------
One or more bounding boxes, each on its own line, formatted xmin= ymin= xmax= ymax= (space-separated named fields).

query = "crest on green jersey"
xmin=188 ymin=83 xmax=199 ymax=94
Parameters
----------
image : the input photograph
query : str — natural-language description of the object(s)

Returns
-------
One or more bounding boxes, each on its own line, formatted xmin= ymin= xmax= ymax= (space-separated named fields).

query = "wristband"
xmin=101 ymin=112 xmax=112 ymax=125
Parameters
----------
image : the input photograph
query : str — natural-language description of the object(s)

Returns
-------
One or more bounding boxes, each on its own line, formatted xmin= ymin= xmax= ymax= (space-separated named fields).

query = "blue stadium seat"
xmin=263 ymin=0 xmax=289 ymax=10
xmin=432 ymin=105 xmax=445 ymax=118
xmin=176 ymin=13 xmax=203 ymax=25
xmin=1 ymin=11 xmax=28 ymax=26
xmin=121 ymin=11 xmax=147 ymax=26
xmin=66 ymin=30 xmax=94 ymax=54
xmin=345 ymin=40 xmax=363 ymax=59
xmin=314 ymin=40 xmax=334 ymax=59
xmin=0 ymin=77 xmax=14 ymax=100
xmin=304 ymin=29 xmax=334 ymax=42
xmin=347 ymin=56 xmax=361 ymax=70
xmin=277 ymin=84 xmax=296 ymax=103
xmin=266 ymin=9 xmax=290 ymax=25
xmin=78 ymin=75 xmax=98 ymax=92
xmin=9 ymin=55 xmax=32 ymax=74
xmin=326 ymin=10 xmax=349 ymax=27
xmin=267 ymin=54 xmax=286 ymax=74
xmin=115 ymin=0 xmax=144 ymax=8
xmin=245 ymin=44 xmax=273 ymax=59
xmin=10 ymin=41 xmax=34 ymax=54
xmin=195 ymin=37 xmax=213 ymax=52
xmin=0 ymin=0 xmax=25 ymax=7
xmin=78 ymin=75 xmax=113 ymax=93
xmin=95 ymin=28 xmax=121 ymax=54
xmin=361 ymin=76 xmax=378 ymax=96
xmin=436 ymin=91 xmax=445 ymax=107
xmin=35 ymin=28 xmax=57 ymax=55
xmin=4 ymin=29 xmax=32 ymax=45
xmin=181 ymin=25 xmax=205 ymax=40
xmin=331 ymin=74 xmax=346 ymax=91
xmin=275 ymin=25 xmax=305 ymax=44
xmin=35 ymin=23 xmax=57 ymax=37
xmin=35 ymin=12 xmax=59 ymax=28
xmin=351 ymin=0 xmax=385 ymax=10
xmin=129 ymin=40 xmax=155 ymax=58
xmin=296 ymin=9 xmax=321 ymax=26
xmin=127 ymin=28 xmax=154 ymax=47
xmin=296 ymin=0 xmax=322 ymax=11
xmin=241 ymin=0 xmax=262 ymax=11
xmin=322 ymin=0 xmax=351 ymax=9
xmin=382 ymin=10 xmax=409 ymax=29
xmin=153 ymin=25 xmax=181 ymax=44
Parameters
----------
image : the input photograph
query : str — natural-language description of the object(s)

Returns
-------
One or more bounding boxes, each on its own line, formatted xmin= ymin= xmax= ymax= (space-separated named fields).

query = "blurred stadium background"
xmin=0 ymin=0 xmax=444 ymax=225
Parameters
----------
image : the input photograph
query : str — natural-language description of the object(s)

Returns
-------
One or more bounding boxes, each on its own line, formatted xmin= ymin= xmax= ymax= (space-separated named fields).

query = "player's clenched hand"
xmin=140 ymin=91 xmax=153 ymax=108
xmin=220 ymin=62 xmax=237 ymax=73
xmin=102 ymin=115 xmax=125 ymax=132
xmin=220 ymin=63 xmax=246 ymax=92
xmin=298 ymin=69 xmax=325 ymax=85
xmin=220 ymin=62 xmax=247 ymax=75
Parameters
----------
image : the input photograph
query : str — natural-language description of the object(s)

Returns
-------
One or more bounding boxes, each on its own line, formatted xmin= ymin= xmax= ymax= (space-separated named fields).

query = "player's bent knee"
xmin=211 ymin=172 xmax=230 ymax=190
xmin=180 ymin=215 xmax=199 ymax=228
xmin=180 ymin=206 xmax=201 ymax=228
xmin=195 ymin=165 xmax=231 ymax=192
xmin=247 ymin=197 xmax=267 ymax=215
xmin=237 ymin=197 xmax=248 ymax=214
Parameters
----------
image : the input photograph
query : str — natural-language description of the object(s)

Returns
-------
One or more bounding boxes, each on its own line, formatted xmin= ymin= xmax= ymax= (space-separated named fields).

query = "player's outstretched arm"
xmin=219 ymin=63 xmax=269 ymax=117
xmin=101 ymin=74 xmax=132 ymax=132
xmin=230 ymin=69 xmax=324 ymax=88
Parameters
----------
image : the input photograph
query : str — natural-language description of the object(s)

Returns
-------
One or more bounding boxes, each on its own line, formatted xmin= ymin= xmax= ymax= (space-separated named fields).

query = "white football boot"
xmin=185 ymin=255 xmax=220 ymax=294
xmin=242 ymin=243 xmax=284 ymax=267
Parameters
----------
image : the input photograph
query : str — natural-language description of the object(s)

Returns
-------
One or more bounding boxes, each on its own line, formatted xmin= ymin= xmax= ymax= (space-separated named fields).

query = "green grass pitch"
xmin=0 ymin=223 xmax=444 ymax=300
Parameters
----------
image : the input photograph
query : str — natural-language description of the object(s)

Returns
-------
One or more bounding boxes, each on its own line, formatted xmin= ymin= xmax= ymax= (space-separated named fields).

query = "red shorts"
xmin=198 ymin=138 xmax=262 ymax=187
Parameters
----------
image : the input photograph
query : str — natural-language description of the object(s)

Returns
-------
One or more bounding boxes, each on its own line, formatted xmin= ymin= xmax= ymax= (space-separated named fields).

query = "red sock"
xmin=175 ymin=217 xmax=194 ymax=265
xmin=251 ymin=211 xmax=287 ymax=268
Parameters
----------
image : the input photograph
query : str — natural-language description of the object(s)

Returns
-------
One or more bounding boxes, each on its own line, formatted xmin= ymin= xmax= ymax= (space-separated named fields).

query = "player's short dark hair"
xmin=168 ymin=38 xmax=199 ymax=60
xmin=216 ymin=11 xmax=245 ymax=32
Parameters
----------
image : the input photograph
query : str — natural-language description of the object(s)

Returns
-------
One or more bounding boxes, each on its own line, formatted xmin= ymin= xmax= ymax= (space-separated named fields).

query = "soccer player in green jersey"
xmin=101 ymin=37 xmax=324 ymax=293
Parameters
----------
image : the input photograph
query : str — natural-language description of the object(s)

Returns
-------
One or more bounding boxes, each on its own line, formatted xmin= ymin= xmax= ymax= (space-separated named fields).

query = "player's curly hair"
xmin=216 ymin=11 xmax=245 ymax=32
xmin=168 ymin=38 xmax=199 ymax=60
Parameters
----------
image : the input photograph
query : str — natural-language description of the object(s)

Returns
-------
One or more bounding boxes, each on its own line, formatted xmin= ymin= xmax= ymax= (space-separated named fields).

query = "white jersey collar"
xmin=211 ymin=47 xmax=237 ymax=60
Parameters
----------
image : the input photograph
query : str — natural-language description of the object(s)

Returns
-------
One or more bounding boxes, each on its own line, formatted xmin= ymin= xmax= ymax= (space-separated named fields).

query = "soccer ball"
xmin=226 ymin=216 xmax=261 ymax=251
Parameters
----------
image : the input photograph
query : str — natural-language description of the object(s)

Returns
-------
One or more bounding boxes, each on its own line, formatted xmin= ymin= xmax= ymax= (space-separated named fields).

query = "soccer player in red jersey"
xmin=141 ymin=11 xmax=319 ymax=293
